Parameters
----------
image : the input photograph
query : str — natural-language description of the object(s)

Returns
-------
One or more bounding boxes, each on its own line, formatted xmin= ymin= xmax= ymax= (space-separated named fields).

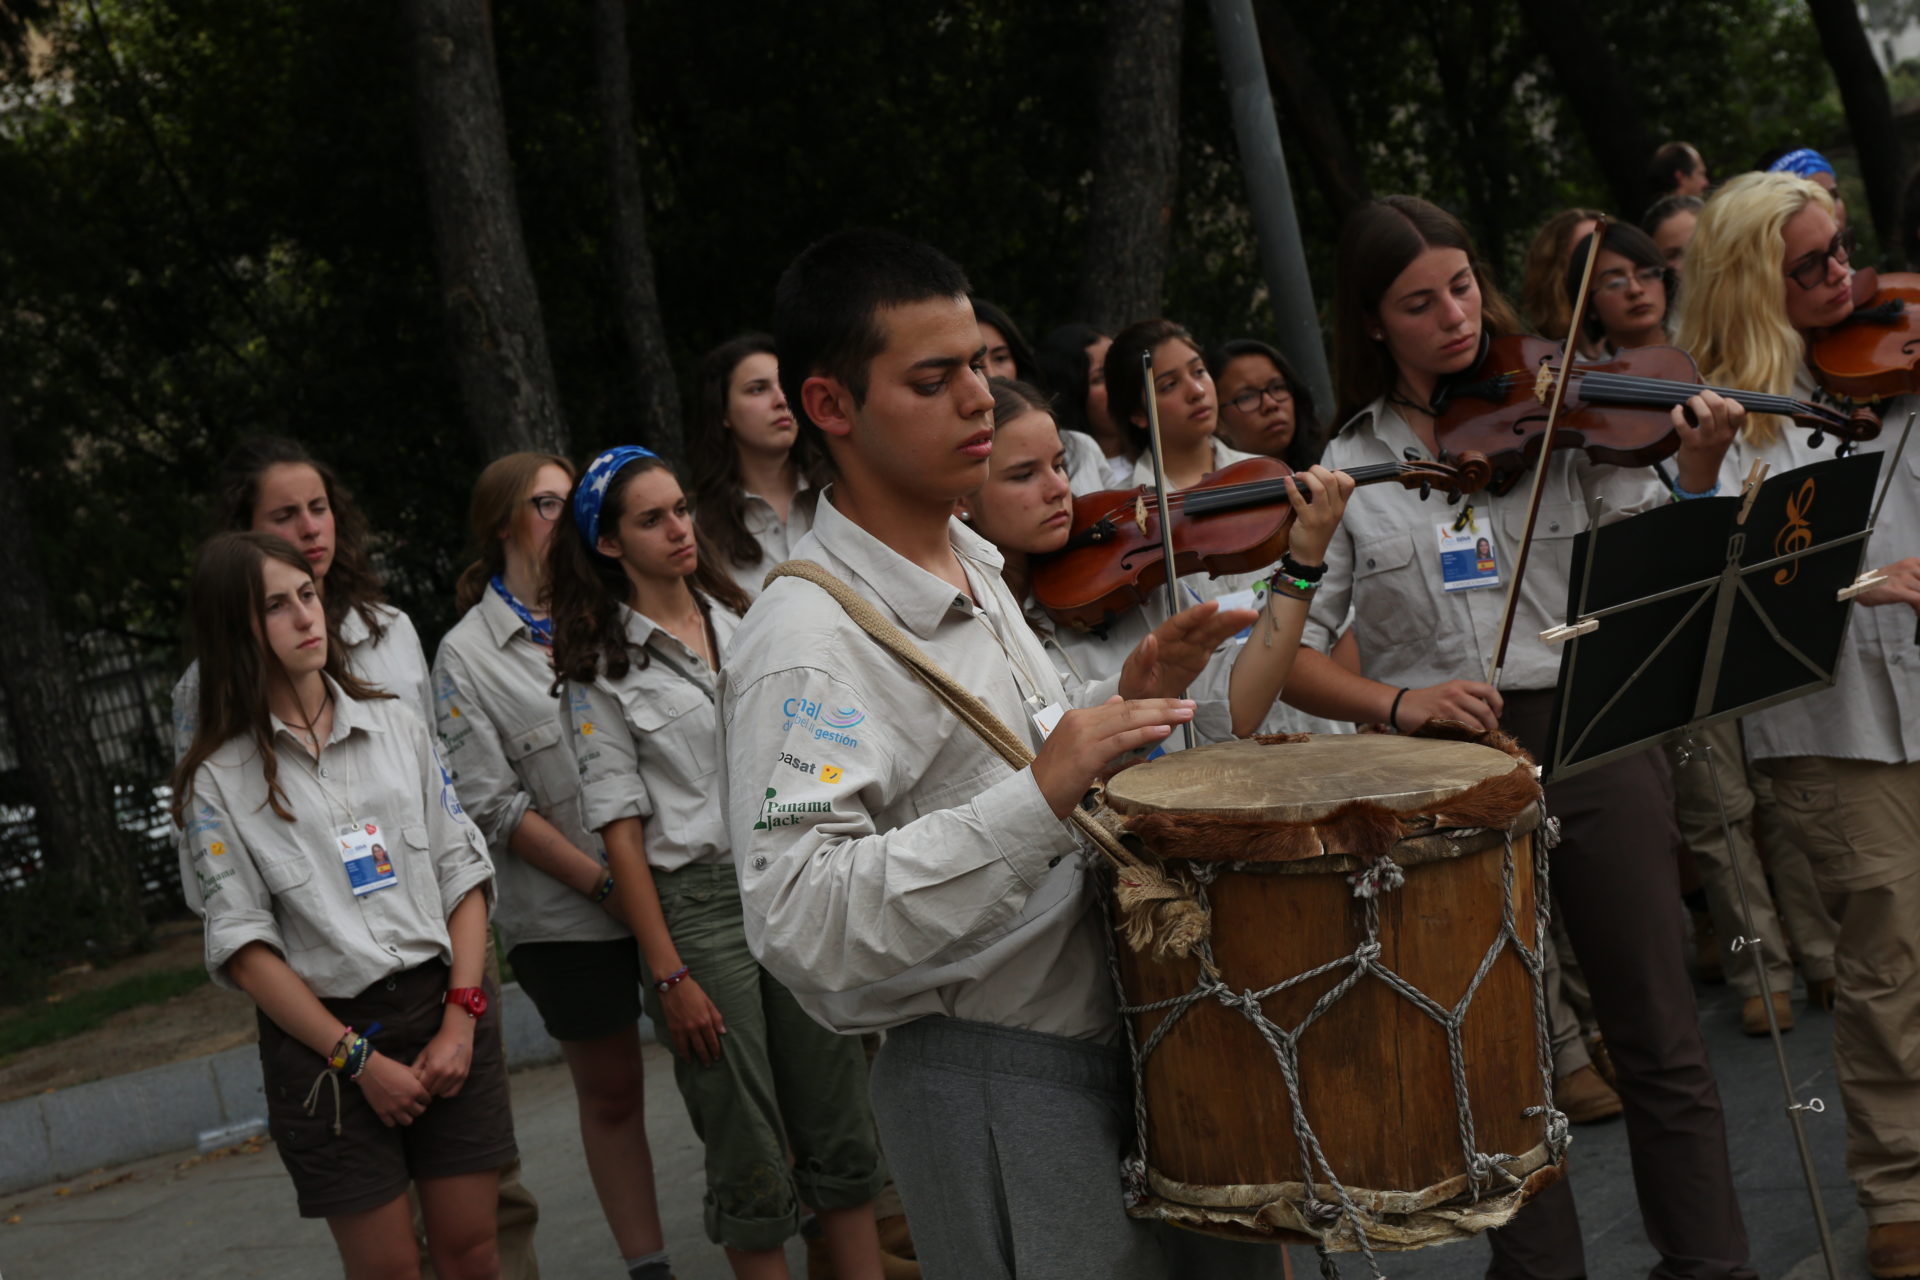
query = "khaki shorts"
xmin=258 ymin=960 xmax=517 ymax=1218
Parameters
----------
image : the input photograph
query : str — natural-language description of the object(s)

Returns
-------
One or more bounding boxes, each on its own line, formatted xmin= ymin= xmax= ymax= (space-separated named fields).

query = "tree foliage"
xmin=0 ymin=2 xmax=1867 ymax=964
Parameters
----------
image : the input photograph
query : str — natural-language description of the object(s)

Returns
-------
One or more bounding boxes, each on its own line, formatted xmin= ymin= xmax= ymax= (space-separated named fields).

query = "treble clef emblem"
xmin=1773 ymin=478 xmax=1816 ymax=585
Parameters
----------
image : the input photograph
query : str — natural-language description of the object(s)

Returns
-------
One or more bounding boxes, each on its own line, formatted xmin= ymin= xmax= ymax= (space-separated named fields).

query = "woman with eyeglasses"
xmin=1564 ymin=223 xmax=1675 ymax=356
xmin=1675 ymin=170 xmax=1920 ymax=1280
xmin=432 ymin=453 xmax=674 ymax=1279
xmin=1207 ymin=338 xmax=1325 ymax=469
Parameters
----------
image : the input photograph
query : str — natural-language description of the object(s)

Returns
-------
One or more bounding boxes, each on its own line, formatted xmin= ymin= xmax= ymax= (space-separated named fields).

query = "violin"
xmin=1807 ymin=268 xmax=1920 ymax=402
xmin=1030 ymin=452 xmax=1494 ymax=631
xmin=1432 ymin=335 xmax=1880 ymax=496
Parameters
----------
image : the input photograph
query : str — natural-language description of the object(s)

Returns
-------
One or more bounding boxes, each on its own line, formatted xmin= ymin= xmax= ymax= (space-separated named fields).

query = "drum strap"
xmin=766 ymin=559 xmax=1212 ymax=964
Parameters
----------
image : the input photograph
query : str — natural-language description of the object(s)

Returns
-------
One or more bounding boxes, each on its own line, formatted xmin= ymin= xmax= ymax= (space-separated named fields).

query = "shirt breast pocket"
xmin=258 ymin=855 xmax=313 ymax=896
xmin=627 ymin=690 xmax=718 ymax=777
xmin=1499 ymin=500 xmax=1583 ymax=582
xmin=504 ymin=718 xmax=576 ymax=806
xmin=1351 ymin=531 xmax=1426 ymax=647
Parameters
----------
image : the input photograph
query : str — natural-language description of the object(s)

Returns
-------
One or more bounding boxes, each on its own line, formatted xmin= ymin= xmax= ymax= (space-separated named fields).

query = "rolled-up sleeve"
xmin=722 ymin=664 xmax=1076 ymax=1002
xmin=411 ymin=717 xmax=495 ymax=919
xmin=565 ymin=678 xmax=651 ymax=833
xmin=1302 ymin=518 xmax=1357 ymax=656
xmin=176 ymin=770 xmax=285 ymax=990
xmin=431 ymin=654 xmax=532 ymax=850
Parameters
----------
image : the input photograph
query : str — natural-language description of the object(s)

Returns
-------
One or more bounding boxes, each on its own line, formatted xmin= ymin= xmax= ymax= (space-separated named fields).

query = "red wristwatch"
xmin=445 ymin=986 xmax=488 ymax=1019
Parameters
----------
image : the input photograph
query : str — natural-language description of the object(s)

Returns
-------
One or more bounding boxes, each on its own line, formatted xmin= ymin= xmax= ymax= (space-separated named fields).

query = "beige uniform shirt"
xmin=432 ymin=589 xmax=628 ymax=952
xmin=567 ymin=602 xmax=741 ymax=872
xmin=719 ymin=495 xmax=1116 ymax=1041
xmin=1303 ymin=399 xmax=1666 ymax=691
xmin=1720 ymin=382 xmax=1920 ymax=764
xmin=1060 ymin=428 xmax=1111 ymax=494
xmin=723 ymin=480 xmax=816 ymax=600
xmin=177 ymin=678 xmax=494 ymax=997
xmin=172 ymin=603 xmax=433 ymax=760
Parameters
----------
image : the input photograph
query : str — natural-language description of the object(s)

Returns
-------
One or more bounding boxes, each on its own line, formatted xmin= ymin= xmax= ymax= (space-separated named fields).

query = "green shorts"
xmin=508 ymin=936 xmax=643 ymax=1042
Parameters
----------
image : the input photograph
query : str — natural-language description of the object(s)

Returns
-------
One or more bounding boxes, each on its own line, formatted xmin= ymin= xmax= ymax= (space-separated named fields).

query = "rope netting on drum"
xmin=1109 ymin=820 xmax=1571 ymax=1280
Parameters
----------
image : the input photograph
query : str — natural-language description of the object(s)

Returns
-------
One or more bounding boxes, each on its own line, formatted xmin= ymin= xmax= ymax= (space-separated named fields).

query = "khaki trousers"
xmin=1667 ymin=721 xmax=1836 ymax=998
xmin=1758 ymin=755 xmax=1920 ymax=1226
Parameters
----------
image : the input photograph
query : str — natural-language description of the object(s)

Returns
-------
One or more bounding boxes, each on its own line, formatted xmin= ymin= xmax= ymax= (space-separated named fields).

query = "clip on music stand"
xmin=1535 ymin=447 xmax=1896 ymax=1280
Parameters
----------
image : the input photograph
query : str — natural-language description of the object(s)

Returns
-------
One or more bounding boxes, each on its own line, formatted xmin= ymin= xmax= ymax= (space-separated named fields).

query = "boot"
xmin=1556 ymin=1064 xmax=1623 ymax=1125
xmin=1742 ymin=990 xmax=1794 ymax=1036
xmin=1868 ymin=1222 xmax=1920 ymax=1279
xmin=1807 ymin=976 xmax=1837 ymax=1011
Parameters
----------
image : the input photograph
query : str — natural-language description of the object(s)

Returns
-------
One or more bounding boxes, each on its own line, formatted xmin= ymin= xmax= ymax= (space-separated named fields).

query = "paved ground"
xmin=0 ymin=976 xmax=1869 ymax=1280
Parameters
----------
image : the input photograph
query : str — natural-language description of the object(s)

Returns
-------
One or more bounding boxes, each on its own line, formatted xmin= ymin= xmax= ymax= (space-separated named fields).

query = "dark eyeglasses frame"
xmin=1227 ymin=379 xmax=1293 ymax=414
xmin=1784 ymin=229 xmax=1854 ymax=291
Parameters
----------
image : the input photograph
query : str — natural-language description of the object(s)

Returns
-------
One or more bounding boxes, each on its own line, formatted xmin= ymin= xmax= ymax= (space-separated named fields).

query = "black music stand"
xmin=1535 ymin=449 xmax=1891 ymax=1280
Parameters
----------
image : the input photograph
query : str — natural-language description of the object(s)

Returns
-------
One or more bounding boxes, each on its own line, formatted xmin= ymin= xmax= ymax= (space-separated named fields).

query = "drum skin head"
xmin=1105 ymin=735 xmax=1524 ymax=823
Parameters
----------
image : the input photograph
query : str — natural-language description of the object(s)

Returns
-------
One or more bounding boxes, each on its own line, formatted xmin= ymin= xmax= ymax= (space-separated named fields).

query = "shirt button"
xmin=318 ymin=768 xmax=329 ymax=778
xmin=752 ymin=856 xmax=767 ymax=870
xmin=1366 ymin=558 xmax=1377 ymax=569
xmin=1549 ymin=522 xmax=1561 ymax=532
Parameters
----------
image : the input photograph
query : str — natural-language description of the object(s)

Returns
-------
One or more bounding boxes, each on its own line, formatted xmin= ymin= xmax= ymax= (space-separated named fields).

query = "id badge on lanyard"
xmin=1437 ymin=504 xmax=1501 ymax=592
xmin=338 ymin=819 xmax=398 ymax=896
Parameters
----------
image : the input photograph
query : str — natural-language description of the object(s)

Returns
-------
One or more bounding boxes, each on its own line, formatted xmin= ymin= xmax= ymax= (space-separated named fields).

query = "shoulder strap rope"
xmin=766 ymin=559 xmax=1210 ymax=962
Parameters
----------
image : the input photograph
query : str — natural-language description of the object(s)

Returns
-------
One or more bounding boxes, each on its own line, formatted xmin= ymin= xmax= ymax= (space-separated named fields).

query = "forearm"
xmin=444 ymin=888 xmax=488 ymax=991
xmin=506 ymin=808 xmax=607 ymax=897
xmin=599 ymin=817 xmax=680 ymax=978
xmin=1281 ymin=647 xmax=1401 ymax=726
xmin=1227 ymin=592 xmax=1313 ymax=737
xmin=225 ymin=942 xmax=350 ymax=1056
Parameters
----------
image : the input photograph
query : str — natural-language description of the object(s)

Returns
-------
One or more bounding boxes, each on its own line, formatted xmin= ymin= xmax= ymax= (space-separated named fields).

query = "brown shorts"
xmin=258 ymin=959 xmax=518 ymax=1218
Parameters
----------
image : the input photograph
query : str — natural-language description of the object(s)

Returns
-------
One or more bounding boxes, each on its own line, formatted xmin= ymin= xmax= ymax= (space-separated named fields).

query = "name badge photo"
xmin=1437 ymin=523 xmax=1501 ymax=592
xmin=339 ymin=819 xmax=398 ymax=896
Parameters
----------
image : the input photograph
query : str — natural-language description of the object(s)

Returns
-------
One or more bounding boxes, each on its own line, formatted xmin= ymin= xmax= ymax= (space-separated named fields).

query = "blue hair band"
xmin=574 ymin=446 xmax=659 ymax=550
xmin=1767 ymin=148 xmax=1836 ymax=181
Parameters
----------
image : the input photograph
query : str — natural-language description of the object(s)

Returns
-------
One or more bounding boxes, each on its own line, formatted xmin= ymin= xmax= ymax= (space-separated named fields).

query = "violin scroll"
xmin=1389 ymin=451 xmax=1494 ymax=501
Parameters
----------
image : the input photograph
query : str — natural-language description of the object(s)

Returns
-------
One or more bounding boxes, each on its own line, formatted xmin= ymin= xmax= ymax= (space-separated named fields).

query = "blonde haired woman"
xmin=1676 ymin=169 xmax=1920 ymax=1280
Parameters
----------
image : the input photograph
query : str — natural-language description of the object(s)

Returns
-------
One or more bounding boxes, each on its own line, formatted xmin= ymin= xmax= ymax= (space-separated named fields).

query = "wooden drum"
xmin=1102 ymin=734 xmax=1565 ymax=1254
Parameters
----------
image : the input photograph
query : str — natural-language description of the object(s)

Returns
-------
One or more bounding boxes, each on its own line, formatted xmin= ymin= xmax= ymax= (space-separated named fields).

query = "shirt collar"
xmin=267 ymin=672 xmax=382 ymax=747
xmin=808 ymin=488 xmax=1004 ymax=641
xmin=475 ymin=587 xmax=528 ymax=649
xmin=1341 ymin=396 xmax=1429 ymax=460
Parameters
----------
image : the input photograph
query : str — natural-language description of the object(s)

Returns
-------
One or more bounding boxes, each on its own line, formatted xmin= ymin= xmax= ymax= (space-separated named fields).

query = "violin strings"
xmin=1104 ymin=461 xmax=1426 ymax=522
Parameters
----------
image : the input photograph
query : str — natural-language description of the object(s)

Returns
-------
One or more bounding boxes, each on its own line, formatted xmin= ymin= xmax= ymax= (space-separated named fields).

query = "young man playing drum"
xmin=720 ymin=229 xmax=1335 ymax=1279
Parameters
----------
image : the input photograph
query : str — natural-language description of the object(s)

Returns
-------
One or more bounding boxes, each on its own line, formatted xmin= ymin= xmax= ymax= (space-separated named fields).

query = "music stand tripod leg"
xmin=1686 ymin=729 xmax=1841 ymax=1280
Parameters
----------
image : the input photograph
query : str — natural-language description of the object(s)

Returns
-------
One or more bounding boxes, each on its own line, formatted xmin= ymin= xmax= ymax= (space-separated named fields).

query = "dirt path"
xmin=0 ymin=919 xmax=255 ymax=1105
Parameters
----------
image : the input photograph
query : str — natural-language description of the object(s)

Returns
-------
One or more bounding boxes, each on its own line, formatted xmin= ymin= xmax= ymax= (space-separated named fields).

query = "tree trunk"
xmin=406 ymin=0 xmax=569 ymax=459
xmin=1806 ymin=0 xmax=1907 ymax=256
xmin=591 ymin=0 xmax=684 ymax=464
xmin=1512 ymin=0 xmax=1656 ymax=218
xmin=0 ymin=413 xmax=148 ymax=955
xmin=1077 ymin=0 xmax=1183 ymax=333
xmin=1249 ymin=0 xmax=1371 ymax=223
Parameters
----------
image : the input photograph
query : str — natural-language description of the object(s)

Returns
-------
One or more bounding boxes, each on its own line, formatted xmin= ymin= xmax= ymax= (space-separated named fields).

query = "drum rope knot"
xmin=1347 ymin=855 xmax=1405 ymax=898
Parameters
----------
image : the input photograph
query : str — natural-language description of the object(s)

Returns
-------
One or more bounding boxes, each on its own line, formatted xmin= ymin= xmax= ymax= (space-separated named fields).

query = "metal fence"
xmin=0 ymin=631 xmax=184 ymax=917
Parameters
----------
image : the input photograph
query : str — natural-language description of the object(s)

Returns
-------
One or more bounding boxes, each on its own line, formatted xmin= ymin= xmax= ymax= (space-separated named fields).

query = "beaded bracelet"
xmin=590 ymin=874 xmax=615 ymax=904
xmin=654 ymin=965 xmax=691 ymax=994
xmin=1670 ymin=478 xmax=1721 ymax=501
xmin=347 ymin=1036 xmax=374 ymax=1080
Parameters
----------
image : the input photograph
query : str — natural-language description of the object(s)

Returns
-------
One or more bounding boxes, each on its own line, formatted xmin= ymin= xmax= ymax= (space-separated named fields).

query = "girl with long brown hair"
xmin=171 ymin=436 xmax=432 ymax=756
xmin=689 ymin=334 xmax=828 ymax=601
xmin=432 ymin=453 xmax=673 ymax=1280
xmin=550 ymin=447 xmax=887 ymax=1280
xmin=1287 ymin=194 xmax=1754 ymax=1280
xmin=173 ymin=532 xmax=508 ymax=1279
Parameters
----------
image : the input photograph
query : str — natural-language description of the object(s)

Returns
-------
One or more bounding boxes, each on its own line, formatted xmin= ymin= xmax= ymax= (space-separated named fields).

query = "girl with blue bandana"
xmin=549 ymin=447 xmax=890 ymax=1279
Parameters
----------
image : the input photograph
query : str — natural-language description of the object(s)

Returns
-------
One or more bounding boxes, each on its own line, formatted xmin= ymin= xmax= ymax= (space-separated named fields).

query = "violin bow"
xmin=1140 ymin=348 xmax=1198 ymax=750
xmin=1486 ymin=214 xmax=1609 ymax=687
